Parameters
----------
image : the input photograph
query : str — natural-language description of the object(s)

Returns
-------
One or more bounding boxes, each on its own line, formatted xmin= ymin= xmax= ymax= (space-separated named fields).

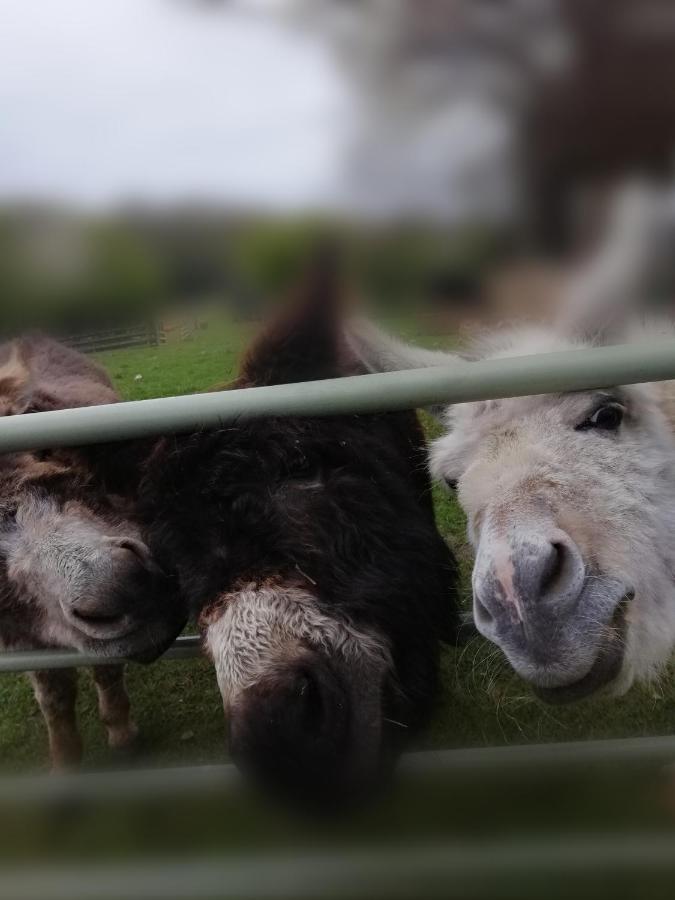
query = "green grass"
xmin=2 ymin=313 xmax=674 ymax=773
xmin=95 ymin=317 xmax=255 ymax=400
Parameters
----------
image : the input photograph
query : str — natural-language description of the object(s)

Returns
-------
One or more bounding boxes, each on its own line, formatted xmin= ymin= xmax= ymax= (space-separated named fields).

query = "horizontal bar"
xmin=401 ymin=733 xmax=675 ymax=773
xmin=0 ymin=634 xmax=202 ymax=673
xmin=0 ymin=619 xmax=496 ymax=673
xmin=1 ymin=341 xmax=675 ymax=452
xmin=2 ymin=836 xmax=675 ymax=900
xmin=2 ymin=735 xmax=674 ymax=803
xmin=0 ymin=762 xmax=236 ymax=803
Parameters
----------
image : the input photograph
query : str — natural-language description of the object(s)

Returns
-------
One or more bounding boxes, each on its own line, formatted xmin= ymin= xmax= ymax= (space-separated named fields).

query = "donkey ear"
xmin=556 ymin=181 xmax=663 ymax=344
xmin=346 ymin=317 xmax=464 ymax=373
xmin=345 ymin=318 xmax=466 ymax=421
xmin=0 ymin=341 xmax=34 ymax=413
xmin=238 ymin=248 xmax=346 ymax=387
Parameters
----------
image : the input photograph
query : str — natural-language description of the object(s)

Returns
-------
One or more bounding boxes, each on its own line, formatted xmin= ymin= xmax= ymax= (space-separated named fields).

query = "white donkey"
xmin=348 ymin=185 xmax=675 ymax=703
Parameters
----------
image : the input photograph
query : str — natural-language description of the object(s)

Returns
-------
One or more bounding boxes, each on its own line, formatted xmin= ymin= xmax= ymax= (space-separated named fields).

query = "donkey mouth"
xmin=70 ymin=613 xmax=186 ymax=661
xmin=68 ymin=609 xmax=137 ymax=640
xmin=124 ymin=621 xmax=186 ymax=663
xmin=534 ymin=592 xmax=632 ymax=705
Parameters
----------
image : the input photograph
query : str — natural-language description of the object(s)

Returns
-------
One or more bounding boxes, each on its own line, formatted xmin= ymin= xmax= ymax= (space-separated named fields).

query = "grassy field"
xmin=1 ymin=314 xmax=674 ymax=773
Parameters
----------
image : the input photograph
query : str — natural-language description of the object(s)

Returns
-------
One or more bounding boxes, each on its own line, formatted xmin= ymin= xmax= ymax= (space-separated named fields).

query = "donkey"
xmin=347 ymin=203 xmax=675 ymax=706
xmin=137 ymin=266 xmax=460 ymax=803
xmin=0 ymin=336 xmax=186 ymax=769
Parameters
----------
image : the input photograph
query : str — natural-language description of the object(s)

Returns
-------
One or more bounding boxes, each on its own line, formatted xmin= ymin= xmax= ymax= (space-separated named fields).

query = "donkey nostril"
xmin=117 ymin=539 xmax=147 ymax=563
xmin=296 ymin=671 xmax=324 ymax=734
xmin=540 ymin=541 xmax=567 ymax=596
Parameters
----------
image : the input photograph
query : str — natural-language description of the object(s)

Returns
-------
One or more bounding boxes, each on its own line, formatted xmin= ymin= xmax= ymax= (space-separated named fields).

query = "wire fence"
xmin=1 ymin=340 xmax=675 ymax=454
xmin=62 ymin=322 xmax=161 ymax=354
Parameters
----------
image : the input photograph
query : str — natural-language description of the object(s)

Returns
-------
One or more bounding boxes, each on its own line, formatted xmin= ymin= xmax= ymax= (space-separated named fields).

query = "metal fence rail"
xmin=0 ymin=635 xmax=202 ymax=673
xmin=2 ymin=735 xmax=675 ymax=804
xmin=1 ymin=340 xmax=675 ymax=453
xmin=6 ymin=835 xmax=675 ymax=900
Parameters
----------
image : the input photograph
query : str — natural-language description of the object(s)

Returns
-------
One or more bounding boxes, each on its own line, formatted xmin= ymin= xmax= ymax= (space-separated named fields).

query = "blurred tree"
xmin=230 ymin=219 xmax=333 ymax=298
xmin=80 ymin=225 xmax=166 ymax=320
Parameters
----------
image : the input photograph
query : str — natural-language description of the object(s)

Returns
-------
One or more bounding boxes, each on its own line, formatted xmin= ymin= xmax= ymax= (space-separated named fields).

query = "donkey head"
xmin=141 ymin=261 xmax=458 ymax=803
xmin=348 ymin=307 xmax=675 ymax=702
xmin=0 ymin=341 xmax=185 ymax=661
xmin=0 ymin=458 xmax=183 ymax=660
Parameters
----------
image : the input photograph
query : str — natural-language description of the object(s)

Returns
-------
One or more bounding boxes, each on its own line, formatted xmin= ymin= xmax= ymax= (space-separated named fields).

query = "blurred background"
xmin=5 ymin=1 xmax=675 ymax=894
xmin=5 ymin=0 xmax=675 ymax=341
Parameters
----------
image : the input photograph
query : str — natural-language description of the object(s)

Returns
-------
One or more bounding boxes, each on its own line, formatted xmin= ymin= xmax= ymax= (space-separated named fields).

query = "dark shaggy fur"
xmin=138 ymin=263 xmax=460 ymax=802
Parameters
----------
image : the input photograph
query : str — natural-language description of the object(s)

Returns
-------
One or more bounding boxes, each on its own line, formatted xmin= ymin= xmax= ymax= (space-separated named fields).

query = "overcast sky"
xmin=0 ymin=0 xmax=348 ymax=209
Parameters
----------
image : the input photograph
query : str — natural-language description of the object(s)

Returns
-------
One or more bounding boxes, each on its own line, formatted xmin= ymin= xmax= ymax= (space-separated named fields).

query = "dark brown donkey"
xmin=138 ymin=266 xmax=461 ymax=806
xmin=0 ymin=336 xmax=185 ymax=769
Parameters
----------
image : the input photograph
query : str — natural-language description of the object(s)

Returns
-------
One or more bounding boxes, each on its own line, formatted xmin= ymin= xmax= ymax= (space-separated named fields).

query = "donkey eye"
xmin=445 ymin=478 xmax=458 ymax=491
xmin=576 ymin=403 xmax=624 ymax=432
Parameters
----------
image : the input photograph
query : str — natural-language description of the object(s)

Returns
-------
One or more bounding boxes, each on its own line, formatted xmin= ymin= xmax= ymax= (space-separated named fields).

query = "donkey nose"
xmin=229 ymin=655 xmax=352 ymax=806
xmin=473 ymin=532 xmax=585 ymax=635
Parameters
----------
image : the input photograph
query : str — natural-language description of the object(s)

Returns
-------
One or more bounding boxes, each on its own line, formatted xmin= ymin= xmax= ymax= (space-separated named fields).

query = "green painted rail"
xmin=1 ymin=738 xmax=674 ymax=898
xmin=1 ymin=835 xmax=674 ymax=900
xmin=0 ymin=635 xmax=202 ymax=673
xmin=1 ymin=735 xmax=675 ymax=803
xmin=0 ymin=341 xmax=674 ymax=453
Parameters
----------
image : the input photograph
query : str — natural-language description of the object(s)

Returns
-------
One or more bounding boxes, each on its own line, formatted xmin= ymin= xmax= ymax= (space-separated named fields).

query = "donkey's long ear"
xmin=238 ymin=248 xmax=347 ymax=387
xmin=0 ymin=341 xmax=34 ymax=414
xmin=556 ymin=181 xmax=663 ymax=344
xmin=346 ymin=318 xmax=464 ymax=373
xmin=345 ymin=319 xmax=466 ymax=421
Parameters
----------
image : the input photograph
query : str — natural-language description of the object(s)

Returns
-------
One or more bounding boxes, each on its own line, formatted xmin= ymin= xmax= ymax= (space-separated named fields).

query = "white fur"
xmin=558 ymin=181 xmax=664 ymax=338
xmin=204 ymin=582 xmax=392 ymax=707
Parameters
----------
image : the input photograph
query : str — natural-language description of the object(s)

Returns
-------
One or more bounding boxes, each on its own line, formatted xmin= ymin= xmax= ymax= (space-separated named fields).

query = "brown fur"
xmin=0 ymin=335 xmax=117 ymax=415
xmin=0 ymin=335 xmax=183 ymax=770
xmin=0 ymin=343 xmax=33 ymax=416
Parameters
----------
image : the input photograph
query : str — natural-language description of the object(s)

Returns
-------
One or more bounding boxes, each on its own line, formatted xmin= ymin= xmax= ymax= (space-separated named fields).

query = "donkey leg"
xmin=29 ymin=669 xmax=82 ymax=772
xmin=92 ymin=665 xmax=139 ymax=750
